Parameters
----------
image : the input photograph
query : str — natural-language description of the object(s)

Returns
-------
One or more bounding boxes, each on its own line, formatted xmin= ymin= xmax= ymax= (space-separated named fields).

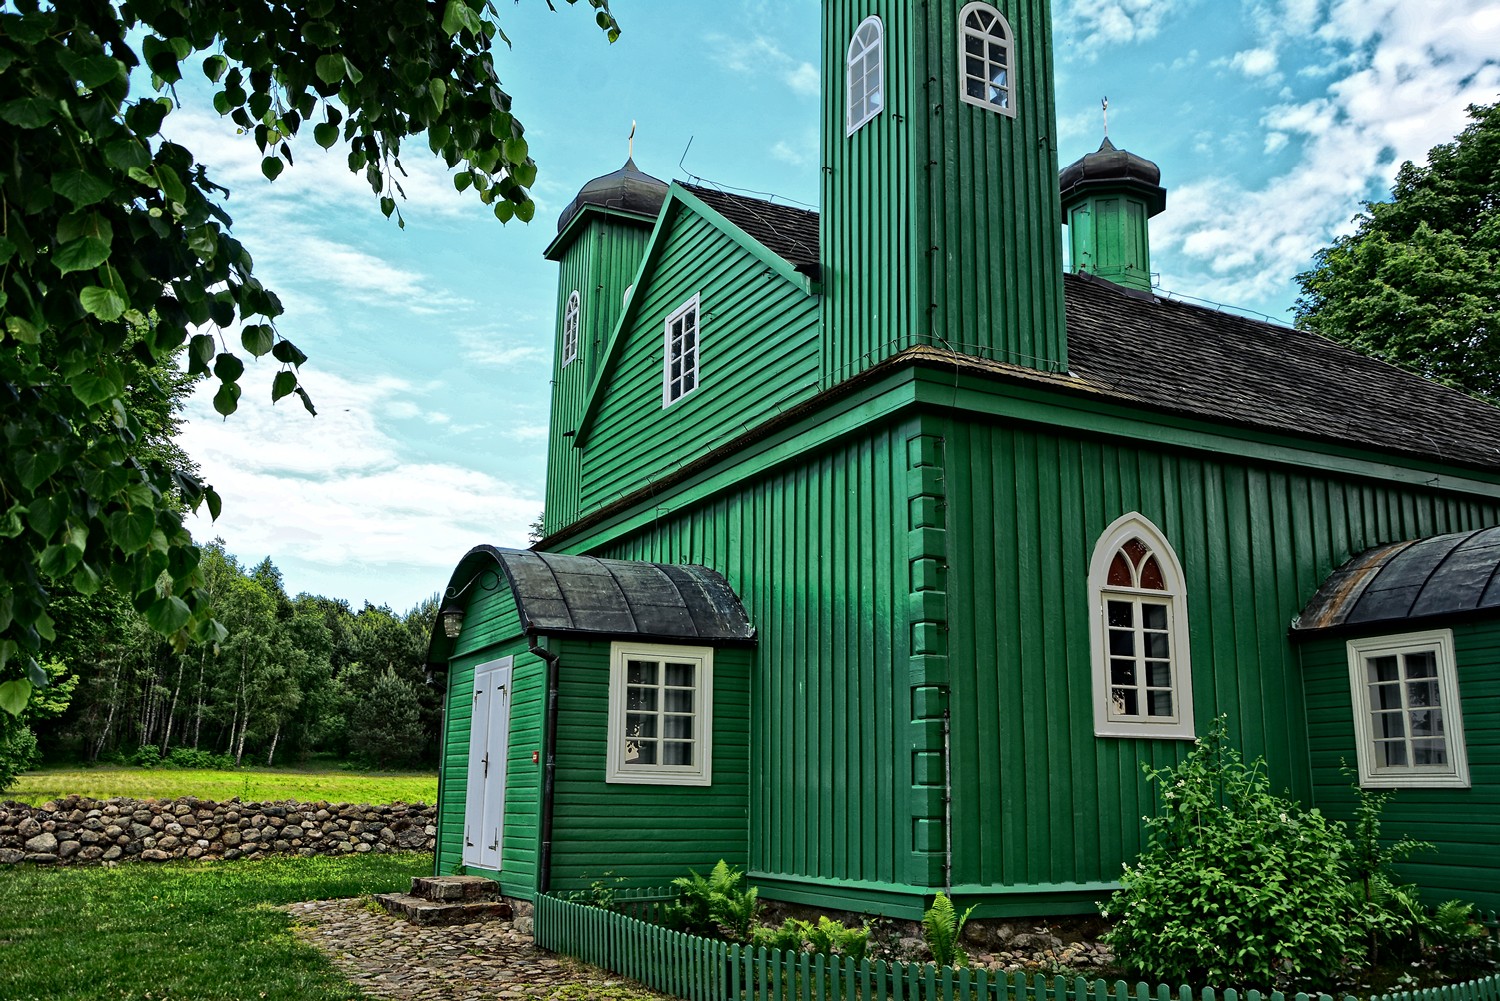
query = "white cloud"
xmin=1057 ymin=0 xmax=1196 ymax=55
xmin=785 ymin=63 xmax=820 ymax=96
xmin=710 ymin=32 xmax=823 ymax=97
xmin=1231 ymin=48 xmax=1280 ymax=78
xmin=1154 ymin=0 xmax=1500 ymax=308
xmin=456 ymin=326 xmax=549 ymax=369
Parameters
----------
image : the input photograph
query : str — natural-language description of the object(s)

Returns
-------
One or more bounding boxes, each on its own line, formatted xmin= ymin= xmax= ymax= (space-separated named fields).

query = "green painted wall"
xmin=1302 ymin=621 xmax=1500 ymax=910
xmin=821 ymin=0 xmax=1067 ymax=382
xmin=1065 ymin=194 xmax=1152 ymax=291
xmin=576 ymin=207 xmax=820 ymax=515
xmin=436 ymin=572 xmax=546 ymax=899
xmin=547 ymin=639 xmax=753 ymax=891
xmin=935 ymin=414 xmax=1500 ymax=896
xmin=545 ymin=215 xmax=655 ymax=535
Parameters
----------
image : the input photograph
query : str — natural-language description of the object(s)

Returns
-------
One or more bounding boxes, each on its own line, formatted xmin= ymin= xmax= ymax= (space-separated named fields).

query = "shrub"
xmin=1102 ymin=717 xmax=1359 ymax=989
xmin=662 ymin=860 xmax=760 ymax=943
xmin=568 ymin=872 xmax=625 ymax=911
xmin=129 ymin=744 xmax=162 ymax=768
xmin=751 ymin=916 xmax=871 ymax=962
xmin=164 ymin=747 xmax=237 ymax=770
xmin=922 ymin=892 xmax=974 ymax=969
xmin=0 ymin=719 xmax=39 ymax=793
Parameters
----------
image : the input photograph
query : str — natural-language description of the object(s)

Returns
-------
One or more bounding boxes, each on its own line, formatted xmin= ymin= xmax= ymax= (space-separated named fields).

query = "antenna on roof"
xmin=628 ymin=120 xmax=636 ymax=160
xmin=1102 ymin=96 xmax=1109 ymax=139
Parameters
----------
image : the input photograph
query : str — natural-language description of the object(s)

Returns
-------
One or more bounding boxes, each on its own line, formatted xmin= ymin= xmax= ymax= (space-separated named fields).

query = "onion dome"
xmin=555 ymin=157 xmax=669 ymax=234
xmin=1058 ymin=137 xmax=1167 ymax=217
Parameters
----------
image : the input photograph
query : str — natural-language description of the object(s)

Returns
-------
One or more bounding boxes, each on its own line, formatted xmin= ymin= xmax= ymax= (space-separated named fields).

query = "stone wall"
xmin=0 ymin=795 xmax=436 ymax=865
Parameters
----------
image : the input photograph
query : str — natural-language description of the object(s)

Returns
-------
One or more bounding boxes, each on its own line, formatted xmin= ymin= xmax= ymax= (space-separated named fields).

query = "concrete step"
xmin=409 ymin=875 xmax=500 ymax=902
xmin=374 ymin=892 xmax=513 ymax=926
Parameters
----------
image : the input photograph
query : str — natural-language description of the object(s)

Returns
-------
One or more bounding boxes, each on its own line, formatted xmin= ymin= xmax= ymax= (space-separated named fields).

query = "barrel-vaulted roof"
xmin=1294 ymin=527 xmax=1500 ymax=635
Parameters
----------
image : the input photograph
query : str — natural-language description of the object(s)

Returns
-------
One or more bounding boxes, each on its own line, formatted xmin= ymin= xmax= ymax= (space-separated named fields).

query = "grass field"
xmin=0 ymin=854 xmax=429 ymax=1001
xmin=5 ymin=765 xmax=438 ymax=806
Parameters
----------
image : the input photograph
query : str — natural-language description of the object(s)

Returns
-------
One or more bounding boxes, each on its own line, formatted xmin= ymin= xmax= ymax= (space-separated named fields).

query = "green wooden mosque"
xmin=427 ymin=0 xmax=1500 ymax=918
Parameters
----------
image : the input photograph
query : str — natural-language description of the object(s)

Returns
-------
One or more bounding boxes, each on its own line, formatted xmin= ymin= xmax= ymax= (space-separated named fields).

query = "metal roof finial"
xmin=1102 ymin=96 xmax=1109 ymax=139
xmin=628 ymin=120 xmax=636 ymax=160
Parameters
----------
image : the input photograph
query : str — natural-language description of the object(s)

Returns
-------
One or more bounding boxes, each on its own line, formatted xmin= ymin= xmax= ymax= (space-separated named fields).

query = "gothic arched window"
xmin=562 ymin=290 xmax=581 ymax=367
xmin=958 ymin=2 xmax=1016 ymax=117
xmin=847 ymin=16 xmax=884 ymax=134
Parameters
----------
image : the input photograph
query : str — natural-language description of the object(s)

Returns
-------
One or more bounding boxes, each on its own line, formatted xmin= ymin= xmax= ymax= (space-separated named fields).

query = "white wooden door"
xmin=463 ymin=657 xmax=512 ymax=870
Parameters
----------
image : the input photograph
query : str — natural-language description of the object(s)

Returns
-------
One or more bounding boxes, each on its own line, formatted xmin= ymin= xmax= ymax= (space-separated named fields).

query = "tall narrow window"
xmin=847 ymin=16 xmax=884 ymax=135
xmin=562 ymin=290 xmax=581 ymax=368
xmin=958 ymin=2 xmax=1016 ymax=117
xmin=663 ymin=293 xmax=701 ymax=408
xmin=1347 ymin=630 xmax=1469 ymax=788
xmin=1088 ymin=513 xmax=1194 ymax=739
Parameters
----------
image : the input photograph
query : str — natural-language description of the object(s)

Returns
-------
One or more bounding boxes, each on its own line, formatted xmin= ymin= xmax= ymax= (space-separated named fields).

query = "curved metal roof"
xmin=430 ymin=547 xmax=755 ymax=662
xmin=554 ymin=157 xmax=669 ymax=235
xmin=1058 ymin=137 xmax=1167 ymax=217
xmin=1293 ymin=526 xmax=1500 ymax=636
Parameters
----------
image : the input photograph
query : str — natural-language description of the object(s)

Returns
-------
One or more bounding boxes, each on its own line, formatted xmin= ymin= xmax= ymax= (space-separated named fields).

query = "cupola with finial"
xmin=1059 ymin=104 xmax=1167 ymax=293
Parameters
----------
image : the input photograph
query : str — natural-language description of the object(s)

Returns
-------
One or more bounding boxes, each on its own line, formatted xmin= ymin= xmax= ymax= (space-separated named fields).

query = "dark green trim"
xmin=749 ymin=872 xmax=931 ymax=920
xmin=543 ymin=202 xmax=658 ymax=262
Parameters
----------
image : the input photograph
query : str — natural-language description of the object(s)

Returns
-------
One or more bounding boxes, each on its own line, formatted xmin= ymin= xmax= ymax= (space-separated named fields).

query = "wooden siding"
xmin=577 ymin=208 xmax=820 ymax=515
xmin=1304 ymin=620 xmax=1500 ymax=910
xmin=584 ymin=420 xmax=928 ymax=899
xmin=545 ymin=220 xmax=654 ymax=535
xmin=437 ymin=572 xmax=546 ymax=899
xmin=821 ymin=0 xmax=1067 ymax=383
xmin=937 ymin=415 xmax=1500 ymax=893
xmin=548 ymin=639 xmax=752 ymax=891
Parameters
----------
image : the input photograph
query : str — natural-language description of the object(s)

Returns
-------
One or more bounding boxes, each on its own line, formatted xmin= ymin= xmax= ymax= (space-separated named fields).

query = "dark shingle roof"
xmin=1063 ymin=273 xmax=1500 ymax=471
xmin=1293 ymin=527 xmax=1500 ymax=634
xmin=682 ymin=184 xmax=820 ymax=279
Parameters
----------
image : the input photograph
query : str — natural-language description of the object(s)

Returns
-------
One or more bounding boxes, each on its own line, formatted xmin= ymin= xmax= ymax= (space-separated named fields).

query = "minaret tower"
xmin=1058 ymin=136 xmax=1167 ymax=293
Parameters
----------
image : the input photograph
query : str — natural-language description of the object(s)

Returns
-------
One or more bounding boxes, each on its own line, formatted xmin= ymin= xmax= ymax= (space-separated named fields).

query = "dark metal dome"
xmin=1058 ymin=138 xmax=1167 ymax=217
xmin=555 ymin=157 xmax=669 ymax=234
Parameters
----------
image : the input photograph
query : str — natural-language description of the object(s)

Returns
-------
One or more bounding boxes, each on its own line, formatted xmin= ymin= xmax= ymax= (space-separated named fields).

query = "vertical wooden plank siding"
xmin=545 ymin=640 xmax=752 ymax=891
xmin=938 ymin=415 xmax=1500 ymax=892
xmin=821 ymin=0 xmax=1067 ymax=384
xmin=577 ymin=210 xmax=820 ymax=517
xmin=589 ymin=421 xmax=921 ymax=895
xmin=1303 ymin=621 xmax=1500 ymax=910
xmin=546 ymin=218 xmax=654 ymax=535
xmin=437 ymin=573 xmax=545 ymax=897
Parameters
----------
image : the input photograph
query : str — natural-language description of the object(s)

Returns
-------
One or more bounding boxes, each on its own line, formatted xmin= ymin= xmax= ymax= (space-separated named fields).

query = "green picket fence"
xmin=538 ymin=890 xmax=1500 ymax=1001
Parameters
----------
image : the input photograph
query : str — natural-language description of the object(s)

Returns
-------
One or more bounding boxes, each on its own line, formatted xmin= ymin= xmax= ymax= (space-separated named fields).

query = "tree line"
xmin=27 ymin=542 xmax=441 ymax=774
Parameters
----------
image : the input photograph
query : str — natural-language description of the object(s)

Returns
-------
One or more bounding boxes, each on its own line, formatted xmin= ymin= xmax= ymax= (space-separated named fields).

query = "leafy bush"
xmin=568 ymin=872 xmax=625 ymax=911
xmin=129 ymin=744 xmax=163 ymax=769
xmin=0 ymin=719 xmax=39 ymax=793
xmin=751 ymin=916 xmax=871 ymax=962
xmin=922 ymin=892 xmax=974 ymax=968
xmin=164 ymin=747 xmax=238 ymax=770
xmin=1102 ymin=718 xmax=1360 ymax=988
xmin=662 ymin=860 xmax=760 ymax=943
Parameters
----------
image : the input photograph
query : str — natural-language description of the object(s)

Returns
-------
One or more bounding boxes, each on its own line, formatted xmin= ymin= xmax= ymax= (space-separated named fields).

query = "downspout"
xmin=530 ymin=634 xmax=562 ymax=895
xmin=943 ymin=702 xmax=953 ymax=896
xmin=432 ymin=671 xmax=448 ymax=877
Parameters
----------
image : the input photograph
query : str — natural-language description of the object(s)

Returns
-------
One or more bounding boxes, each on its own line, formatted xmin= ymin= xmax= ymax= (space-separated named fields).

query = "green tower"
xmin=541 ymin=159 xmax=667 ymax=534
xmin=1058 ymin=137 xmax=1167 ymax=293
xmin=820 ymin=0 xmax=1069 ymax=382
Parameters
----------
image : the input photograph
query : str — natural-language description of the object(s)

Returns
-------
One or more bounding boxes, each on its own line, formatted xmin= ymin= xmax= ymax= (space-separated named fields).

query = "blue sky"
xmin=174 ymin=0 xmax=1500 ymax=610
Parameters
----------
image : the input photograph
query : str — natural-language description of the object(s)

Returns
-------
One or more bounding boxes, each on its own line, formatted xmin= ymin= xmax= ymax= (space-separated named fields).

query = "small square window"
xmin=1347 ymin=630 xmax=1469 ymax=788
xmin=607 ymin=642 xmax=714 ymax=786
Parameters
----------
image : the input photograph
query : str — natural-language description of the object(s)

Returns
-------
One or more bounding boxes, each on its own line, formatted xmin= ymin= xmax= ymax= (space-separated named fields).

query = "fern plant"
xmin=923 ymin=892 xmax=975 ymax=968
xmin=664 ymin=860 xmax=760 ymax=943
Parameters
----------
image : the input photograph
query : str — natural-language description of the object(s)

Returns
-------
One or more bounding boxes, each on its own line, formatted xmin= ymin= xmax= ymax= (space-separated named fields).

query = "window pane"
xmin=967 ymin=76 xmax=986 ymax=100
xmin=628 ymin=660 xmax=657 ymax=685
xmin=1139 ymin=556 xmax=1166 ymax=591
xmin=663 ymin=741 xmax=693 ymax=766
xmin=1142 ymin=603 xmax=1168 ymax=631
xmin=1372 ymin=710 xmax=1405 ymax=739
xmin=1112 ymin=688 xmax=1138 ymax=716
xmin=1409 ymin=708 xmax=1441 ymax=737
xmin=627 ymin=713 xmax=657 ymax=739
xmin=1367 ymin=656 xmax=1400 ymax=684
xmin=628 ymin=740 xmax=657 ymax=766
xmin=626 ymin=687 xmax=658 ymax=712
xmin=665 ymin=689 xmax=695 ymax=714
xmin=1145 ymin=632 xmax=1170 ymax=659
xmin=1148 ymin=691 xmax=1173 ymax=717
xmin=1145 ymin=661 xmax=1172 ymax=688
xmin=665 ymin=662 xmax=695 ymax=687
xmin=1404 ymin=651 xmax=1437 ymax=679
xmin=1110 ymin=659 xmax=1136 ymax=686
xmin=1376 ymin=740 xmax=1407 ymax=767
xmin=1107 ymin=601 xmax=1133 ymax=628
xmin=1123 ymin=538 xmax=1150 ymax=566
xmin=1109 ymin=630 xmax=1134 ymax=656
xmin=1406 ymin=680 xmax=1440 ymax=708
xmin=1412 ymin=739 xmax=1447 ymax=765
xmin=1369 ymin=682 xmax=1402 ymax=711
xmin=682 ymin=371 xmax=696 ymax=393
xmin=664 ymin=715 xmax=693 ymax=739
xmin=965 ymin=34 xmax=984 ymax=56
xmin=1107 ymin=553 xmax=1132 ymax=587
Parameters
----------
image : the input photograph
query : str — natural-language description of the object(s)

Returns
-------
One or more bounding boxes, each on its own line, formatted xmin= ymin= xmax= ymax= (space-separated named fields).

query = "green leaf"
xmin=294 ymin=387 xmax=318 ymax=416
xmin=80 ymin=285 xmax=128 ymax=321
xmin=213 ymin=352 xmax=245 ymax=382
xmin=271 ymin=371 xmax=297 ymax=402
xmin=54 ymin=170 xmax=115 ymax=208
xmin=203 ymin=54 xmax=229 ymax=82
xmin=494 ymin=200 xmax=514 ymax=223
xmin=271 ymin=339 xmax=308 ymax=367
xmin=73 ymin=561 xmax=102 ymax=597
xmin=0 ymin=97 xmax=56 ymax=128
xmin=205 ymin=488 xmax=223 ymax=521
xmin=213 ymin=382 xmax=242 ymax=416
xmin=429 ymin=77 xmax=448 ymax=114
xmin=70 ymin=367 xmax=125 ymax=406
xmin=315 ymin=54 xmax=346 ymax=85
xmin=26 ymin=659 xmax=49 ymax=689
xmin=261 ymin=156 xmax=284 ymax=181
xmin=144 ymin=596 xmax=192 ymax=635
xmin=314 ymin=122 xmax=339 ymax=149
xmin=6 ymin=317 xmax=39 ymax=344
xmin=16 ymin=450 xmax=62 ymax=491
xmin=515 ymin=199 xmax=536 ymax=224
xmin=241 ymin=325 xmax=275 ymax=357
xmin=503 ymin=136 xmax=529 ymax=165
xmin=53 ymin=236 xmax=111 ymax=275
xmin=190 ymin=333 xmax=216 ymax=371
xmin=40 ymin=542 xmax=83 ymax=578
xmin=109 ymin=508 xmax=156 ymax=552
xmin=0 ymin=680 xmax=31 ymax=717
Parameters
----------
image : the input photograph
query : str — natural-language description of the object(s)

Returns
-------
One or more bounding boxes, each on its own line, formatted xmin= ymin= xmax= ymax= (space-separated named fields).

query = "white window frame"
xmin=847 ymin=15 xmax=885 ymax=135
xmin=562 ymin=290 xmax=581 ymax=368
xmin=1088 ymin=513 xmax=1194 ymax=739
xmin=606 ymin=641 xmax=714 ymax=786
xmin=663 ymin=293 xmax=701 ymax=408
xmin=958 ymin=1 xmax=1016 ymax=118
xmin=1347 ymin=629 xmax=1469 ymax=789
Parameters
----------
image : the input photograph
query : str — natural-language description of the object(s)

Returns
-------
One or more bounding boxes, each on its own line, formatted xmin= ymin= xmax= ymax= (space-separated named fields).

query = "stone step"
xmin=373 ymin=892 xmax=513 ymax=926
xmin=409 ymin=875 xmax=499 ymax=902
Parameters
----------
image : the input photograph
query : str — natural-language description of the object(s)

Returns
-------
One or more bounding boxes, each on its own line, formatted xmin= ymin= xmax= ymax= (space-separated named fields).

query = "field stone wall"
xmin=0 ymin=795 xmax=436 ymax=865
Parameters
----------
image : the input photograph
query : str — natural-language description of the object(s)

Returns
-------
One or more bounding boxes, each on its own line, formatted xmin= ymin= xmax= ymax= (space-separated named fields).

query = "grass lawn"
xmin=0 ymin=853 xmax=430 ymax=1001
xmin=5 ymin=765 xmax=438 ymax=806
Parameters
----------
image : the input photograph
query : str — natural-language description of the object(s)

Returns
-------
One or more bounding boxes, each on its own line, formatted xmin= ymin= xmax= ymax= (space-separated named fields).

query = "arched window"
xmin=958 ymin=2 xmax=1015 ymax=117
xmin=847 ymin=16 xmax=884 ymax=135
xmin=562 ymin=290 xmax=580 ymax=367
xmin=1088 ymin=513 xmax=1194 ymax=739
